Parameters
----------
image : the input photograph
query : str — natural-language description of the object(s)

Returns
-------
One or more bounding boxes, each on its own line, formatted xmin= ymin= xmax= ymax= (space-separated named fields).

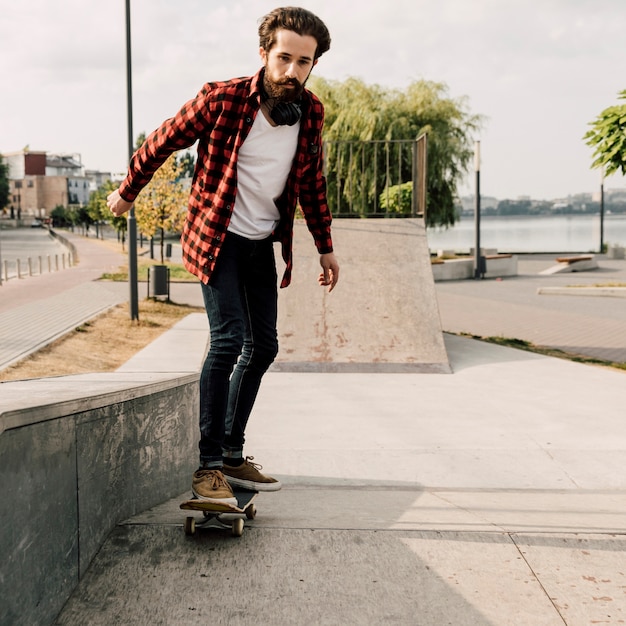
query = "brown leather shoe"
xmin=192 ymin=469 xmax=237 ymax=505
xmin=222 ymin=457 xmax=282 ymax=492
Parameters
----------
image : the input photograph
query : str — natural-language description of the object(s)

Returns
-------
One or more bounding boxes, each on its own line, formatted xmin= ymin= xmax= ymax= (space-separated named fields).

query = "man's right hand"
xmin=107 ymin=189 xmax=133 ymax=217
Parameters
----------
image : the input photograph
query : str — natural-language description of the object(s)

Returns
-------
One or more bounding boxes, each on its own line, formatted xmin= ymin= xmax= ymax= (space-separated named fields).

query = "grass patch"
xmin=458 ymin=332 xmax=626 ymax=372
xmin=0 ymin=299 xmax=204 ymax=382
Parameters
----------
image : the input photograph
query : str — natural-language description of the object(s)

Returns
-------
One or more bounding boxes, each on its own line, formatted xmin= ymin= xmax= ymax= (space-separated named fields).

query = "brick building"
xmin=4 ymin=150 xmax=90 ymax=219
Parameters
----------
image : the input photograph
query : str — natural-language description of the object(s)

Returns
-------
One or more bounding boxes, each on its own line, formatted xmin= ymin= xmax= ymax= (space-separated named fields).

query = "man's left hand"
xmin=318 ymin=252 xmax=339 ymax=292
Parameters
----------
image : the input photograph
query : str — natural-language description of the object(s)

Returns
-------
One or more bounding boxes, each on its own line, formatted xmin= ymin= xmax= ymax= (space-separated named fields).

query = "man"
xmin=107 ymin=7 xmax=339 ymax=505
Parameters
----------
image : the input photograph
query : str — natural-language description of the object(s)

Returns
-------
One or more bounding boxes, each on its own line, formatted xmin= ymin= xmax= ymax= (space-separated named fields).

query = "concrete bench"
xmin=555 ymin=255 xmax=594 ymax=264
xmin=540 ymin=255 xmax=599 ymax=275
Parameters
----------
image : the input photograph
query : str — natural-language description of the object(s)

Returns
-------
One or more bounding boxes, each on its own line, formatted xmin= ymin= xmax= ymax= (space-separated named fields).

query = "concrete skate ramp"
xmin=274 ymin=218 xmax=450 ymax=373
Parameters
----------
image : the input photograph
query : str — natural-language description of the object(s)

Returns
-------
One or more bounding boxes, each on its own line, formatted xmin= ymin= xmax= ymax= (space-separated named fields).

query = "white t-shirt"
xmin=228 ymin=110 xmax=300 ymax=240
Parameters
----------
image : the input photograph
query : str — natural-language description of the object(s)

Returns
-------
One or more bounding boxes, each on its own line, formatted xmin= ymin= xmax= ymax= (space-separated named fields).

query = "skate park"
xmin=1 ymin=219 xmax=626 ymax=625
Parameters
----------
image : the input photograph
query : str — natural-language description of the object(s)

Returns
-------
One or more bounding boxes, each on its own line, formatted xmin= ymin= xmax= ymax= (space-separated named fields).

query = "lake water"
xmin=426 ymin=214 xmax=626 ymax=253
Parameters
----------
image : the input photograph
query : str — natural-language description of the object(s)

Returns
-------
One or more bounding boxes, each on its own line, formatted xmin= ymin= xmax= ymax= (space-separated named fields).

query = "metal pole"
xmin=599 ymin=166 xmax=605 ymax=254
xmin=126 ymin=0 xmax=139 ymax=320
xmin=473 ymin=141 xmax=483 ymax=279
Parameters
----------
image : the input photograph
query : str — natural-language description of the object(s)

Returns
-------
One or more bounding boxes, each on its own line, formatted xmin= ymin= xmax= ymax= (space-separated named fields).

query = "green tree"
xmin=134 ymin=155 xmax=187 ymax=262
xmin=50 ymin=204 xmax=73 ymax=227
xmin=378 ymin=182 xmax=413 ymax=216
xmin=73 ymin=205 xmax=93 ymax=235
xmin=0 ymin=154 xmax=9 ymax=211
xmin=584 ymin=89 xmax=626 ymax=177
xmin=309 ymin=76 xmax=482 ymax=227
xmin=86 ymin=179 xmax=127 ymax=242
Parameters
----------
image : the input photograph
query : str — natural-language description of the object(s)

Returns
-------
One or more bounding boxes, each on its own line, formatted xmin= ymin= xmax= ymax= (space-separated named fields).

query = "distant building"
xmin=459 ymin=195 xmax=499 ymax=214
xmin=4 ymin=149 xmax=90 ymax=219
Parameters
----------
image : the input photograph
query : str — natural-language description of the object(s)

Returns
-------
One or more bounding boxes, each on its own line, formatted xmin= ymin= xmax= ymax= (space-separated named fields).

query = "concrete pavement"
xmin=435 ymin=252 xmax=626 ymax=364
xmin=23 ymin=229 xmax=624 ymax=625
xmin=55 ymin=331 xmax=626 ymax=625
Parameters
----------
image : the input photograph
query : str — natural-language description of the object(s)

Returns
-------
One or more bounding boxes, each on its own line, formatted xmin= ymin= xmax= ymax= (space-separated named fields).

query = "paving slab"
xmin=57 ymin=522 xmax=568 ymax=626
xmin=55 ymin=331 xmax=626 ymax=626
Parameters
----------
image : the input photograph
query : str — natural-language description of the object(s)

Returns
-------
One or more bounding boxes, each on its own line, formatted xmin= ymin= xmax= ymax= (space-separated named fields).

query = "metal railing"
xmin=1 ymin=253 xmax=73 ymax=283
xmin=323 ymin=134 xmax=427 ymax=220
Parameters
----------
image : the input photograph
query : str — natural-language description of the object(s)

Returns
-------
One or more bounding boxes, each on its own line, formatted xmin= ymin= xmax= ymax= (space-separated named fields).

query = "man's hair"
xmin=258 ymin=6 xmax=331 ymax=59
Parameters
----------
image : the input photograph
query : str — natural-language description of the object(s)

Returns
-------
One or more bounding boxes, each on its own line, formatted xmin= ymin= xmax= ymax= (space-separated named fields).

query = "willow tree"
xmin=134 ymin=155 xmax=187 ymax=263
xmin=309 ymin=76 xmax=482 ymax=227
xmin=584 ymin=89 xmax=626 ymax=178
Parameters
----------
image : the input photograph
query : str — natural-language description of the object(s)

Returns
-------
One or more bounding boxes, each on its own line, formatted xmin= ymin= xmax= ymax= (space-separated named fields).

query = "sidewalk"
xmin=0 ymin=231 xmax=128 ymax=369
xmin=56 ymin=334 xmax=626 ymax=625
xmin=0 ymin=232 xmax=206 ymax=370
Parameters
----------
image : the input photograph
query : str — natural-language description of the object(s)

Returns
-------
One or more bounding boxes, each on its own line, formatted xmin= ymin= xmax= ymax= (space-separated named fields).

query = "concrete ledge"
xmin=0 ymin=372 xmax=199 ymax=625
xmin=0 ymin=313 xmax=209 ymax=626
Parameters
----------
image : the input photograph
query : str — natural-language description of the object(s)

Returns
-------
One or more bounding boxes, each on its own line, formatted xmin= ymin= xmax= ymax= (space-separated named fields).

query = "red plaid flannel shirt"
xmin=119 ymin=67 xmax=333 ymax=288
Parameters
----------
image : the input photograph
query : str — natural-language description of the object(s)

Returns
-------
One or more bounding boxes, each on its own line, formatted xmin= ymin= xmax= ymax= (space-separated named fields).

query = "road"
xmin=0 ymin=228 xmax=67 ymax=274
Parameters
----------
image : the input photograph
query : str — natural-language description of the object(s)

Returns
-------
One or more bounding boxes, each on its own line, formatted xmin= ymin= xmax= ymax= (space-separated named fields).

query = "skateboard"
xmin=180 ymin=489 xmax=258 ymax=537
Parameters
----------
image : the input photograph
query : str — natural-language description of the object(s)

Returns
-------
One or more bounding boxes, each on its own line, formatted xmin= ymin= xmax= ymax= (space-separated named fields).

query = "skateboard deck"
xmin=180 ymin=489 xmax=258 ymax=537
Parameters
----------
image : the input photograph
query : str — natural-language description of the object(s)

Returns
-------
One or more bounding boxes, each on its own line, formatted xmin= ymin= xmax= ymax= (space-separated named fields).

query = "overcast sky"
xmin=2 ymin=0 xmax=625 ymax=200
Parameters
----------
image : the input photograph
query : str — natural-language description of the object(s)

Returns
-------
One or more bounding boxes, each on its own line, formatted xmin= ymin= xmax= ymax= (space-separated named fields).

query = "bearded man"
xmin=107 ymin=6 xmax=339 ymax=503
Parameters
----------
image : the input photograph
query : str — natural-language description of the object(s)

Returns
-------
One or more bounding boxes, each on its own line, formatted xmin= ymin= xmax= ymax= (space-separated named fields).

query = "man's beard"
xmin=263 ymin=72 xmax=304 ymax=103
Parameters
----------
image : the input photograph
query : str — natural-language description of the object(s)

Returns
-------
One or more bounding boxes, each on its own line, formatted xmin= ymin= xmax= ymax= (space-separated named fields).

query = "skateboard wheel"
xmin=232 ymin=518 xmax=244 ymax=537
xmin=184 ymin=516 xmax=196 ymax=536
xmin=245 ymin=505 xmax=257 ymax=520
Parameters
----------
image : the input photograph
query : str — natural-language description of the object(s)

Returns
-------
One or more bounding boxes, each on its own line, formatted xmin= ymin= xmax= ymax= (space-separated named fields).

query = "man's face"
xmin=260 ymin=28 xmax=318 ymax=102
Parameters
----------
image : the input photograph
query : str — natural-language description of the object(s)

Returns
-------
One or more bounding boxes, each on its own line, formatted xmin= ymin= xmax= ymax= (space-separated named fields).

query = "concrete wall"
xmin=0 ymin=313 xmax=214 ymax=626
xmin=0 ymin=373 xmax=199 ymax=626
xmin=1 ymin=313 xmax=210 ymax=626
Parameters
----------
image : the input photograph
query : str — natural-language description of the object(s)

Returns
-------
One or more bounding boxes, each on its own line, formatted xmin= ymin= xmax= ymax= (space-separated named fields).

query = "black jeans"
xmin=198 ymin=232 xmax=279 ymax=466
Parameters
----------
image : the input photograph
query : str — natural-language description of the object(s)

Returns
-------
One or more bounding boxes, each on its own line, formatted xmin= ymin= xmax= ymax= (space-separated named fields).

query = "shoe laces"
xmin=243 ymin=456 xmax=262 ymax=471
xmin=196 ymin=469 xmax=229 ymax=490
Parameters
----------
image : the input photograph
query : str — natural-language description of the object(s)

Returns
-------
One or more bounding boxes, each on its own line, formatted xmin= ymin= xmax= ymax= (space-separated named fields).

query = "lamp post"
xmin=599 ymin=166 xmax=605 ymax=254
xmin=125 ymin=0 xmax=139 ymax=320
xmin=473 ymin=140 xmax=484 ymax=279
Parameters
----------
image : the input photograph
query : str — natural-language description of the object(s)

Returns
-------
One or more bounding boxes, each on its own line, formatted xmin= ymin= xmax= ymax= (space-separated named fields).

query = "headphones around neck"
xmin=260 ymin=77 xmax=302 ymax=126
xmin=269 ymin=100 xmax=302 ymax=126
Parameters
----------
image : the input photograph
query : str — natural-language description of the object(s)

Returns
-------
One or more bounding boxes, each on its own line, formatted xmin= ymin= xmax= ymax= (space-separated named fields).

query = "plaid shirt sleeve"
xmin=118 ymin=85 xmax=216 ymax=203
xmin=117 ymin=77 xmax=254 ymax=283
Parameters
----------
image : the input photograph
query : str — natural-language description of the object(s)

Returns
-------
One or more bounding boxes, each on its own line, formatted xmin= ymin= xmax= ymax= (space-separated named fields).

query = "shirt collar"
xmin=249 ymin=68 xmax=265 ymax=107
